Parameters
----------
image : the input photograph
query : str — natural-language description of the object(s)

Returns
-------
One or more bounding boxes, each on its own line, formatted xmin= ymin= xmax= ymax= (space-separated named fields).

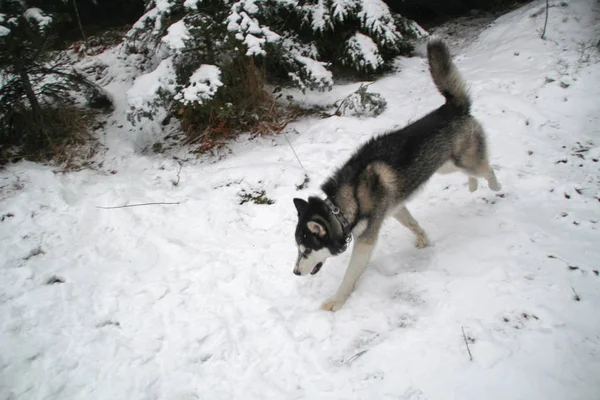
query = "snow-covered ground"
xmin=1 ymin=1 xmax=600 ymax=399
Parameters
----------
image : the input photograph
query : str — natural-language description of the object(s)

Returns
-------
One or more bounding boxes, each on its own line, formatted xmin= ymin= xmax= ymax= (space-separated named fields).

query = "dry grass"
xmin=179 ymin=57 xmax=306 ymax=154
xmin=0 ymin=103 xmax=99 ymax=169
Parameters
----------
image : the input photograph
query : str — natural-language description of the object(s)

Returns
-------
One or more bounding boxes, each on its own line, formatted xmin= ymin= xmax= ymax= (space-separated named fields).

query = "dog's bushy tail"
xmin=427 ymin=38 xmax=470 ymax=113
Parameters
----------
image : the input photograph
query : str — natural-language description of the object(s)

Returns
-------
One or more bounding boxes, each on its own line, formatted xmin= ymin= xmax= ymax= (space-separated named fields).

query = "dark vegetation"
xmin=0 ymin=0 xmax=533 ymax=166
xmin=388 ymin=0 xmax=534 ymax=28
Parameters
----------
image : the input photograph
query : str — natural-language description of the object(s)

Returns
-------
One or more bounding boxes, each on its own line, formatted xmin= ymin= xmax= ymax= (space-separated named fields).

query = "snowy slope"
xmin=1 ymin=1 xmax=600 ymax=399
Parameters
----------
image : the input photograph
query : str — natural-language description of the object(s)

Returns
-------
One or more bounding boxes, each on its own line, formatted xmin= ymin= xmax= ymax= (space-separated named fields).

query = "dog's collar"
xmin=324 ymin=197 xmax=353 ymax=253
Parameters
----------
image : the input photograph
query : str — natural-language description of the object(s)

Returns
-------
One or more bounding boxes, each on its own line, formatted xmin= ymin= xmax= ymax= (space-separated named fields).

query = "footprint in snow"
xmin=402 ymin=388 xmax=428 ymax=400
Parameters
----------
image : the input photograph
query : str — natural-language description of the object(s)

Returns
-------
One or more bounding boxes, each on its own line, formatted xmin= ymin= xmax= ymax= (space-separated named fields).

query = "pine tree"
xmin=0 ymin=0 xmax=110 ymax=162
xmin=125 ymin=0 xmax=425 ymax=145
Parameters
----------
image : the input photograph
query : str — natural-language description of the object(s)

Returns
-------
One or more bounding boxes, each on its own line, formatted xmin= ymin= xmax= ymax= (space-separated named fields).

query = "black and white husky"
xmin=292 ymin=38 xmax=502 ymax=311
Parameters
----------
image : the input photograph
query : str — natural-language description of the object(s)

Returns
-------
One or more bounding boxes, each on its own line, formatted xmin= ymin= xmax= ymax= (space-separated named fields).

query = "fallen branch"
xmin=283 ymin=129 xmax=305 ymax=171
xmin=96 ymin=201 xmax=182 ymax=209
xmin=172 ymin=162 xmax=183 ymax=187
xmin=548 ymin=254 xmax=580 ymax=270
xmin=461 ymin=326 xmax=473 ymax=361
xmin=344 ymin=349 xmax=368 ymax=365
xmin=571 ymin=287 xmax=581 ymax=302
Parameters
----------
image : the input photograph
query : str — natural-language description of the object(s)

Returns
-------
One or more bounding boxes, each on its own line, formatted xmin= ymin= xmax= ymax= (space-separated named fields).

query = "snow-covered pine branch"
xmin=226 ymin=0 xmax=281 ymax=57
xmin=124 ymin=0 xmax=425 ymax=134
xmin=174 ymin=64 xmax=223 ymax=105
xmin=358 ymin=0 xmax=402 ymax=46
xmin=343 ymin=32 xmax=384 ymax=72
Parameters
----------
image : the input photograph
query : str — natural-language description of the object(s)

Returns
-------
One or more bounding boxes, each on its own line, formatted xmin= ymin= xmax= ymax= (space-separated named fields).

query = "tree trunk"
xmin=19 ymin=68 xmax=42 ymax=117
xmin=18 ymin=65 xmax=49 ymax=145
xmin=73 ymin=0 xmax=89 ymax=50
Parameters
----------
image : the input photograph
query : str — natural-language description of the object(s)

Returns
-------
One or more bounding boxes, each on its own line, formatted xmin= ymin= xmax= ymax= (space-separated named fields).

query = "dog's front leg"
xmin=320 ymin=239 xmax=376 ymax=311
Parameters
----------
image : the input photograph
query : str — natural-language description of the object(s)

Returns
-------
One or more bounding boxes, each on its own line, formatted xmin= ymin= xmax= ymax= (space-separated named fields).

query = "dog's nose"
xmin=293 ymin=270 xmax=301 ymax=276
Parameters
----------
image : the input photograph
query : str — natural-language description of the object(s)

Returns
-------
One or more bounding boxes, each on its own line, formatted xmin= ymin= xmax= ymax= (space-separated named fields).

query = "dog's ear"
xmin=307 ymin=221 xmax=327 ymax=237
xmin=293 ymin=198 xmax=308 ymax=216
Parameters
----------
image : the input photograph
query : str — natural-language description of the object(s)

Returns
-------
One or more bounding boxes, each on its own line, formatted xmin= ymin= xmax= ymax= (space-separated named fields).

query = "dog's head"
xmin=292 ymin=197 xmax=348 ymax=276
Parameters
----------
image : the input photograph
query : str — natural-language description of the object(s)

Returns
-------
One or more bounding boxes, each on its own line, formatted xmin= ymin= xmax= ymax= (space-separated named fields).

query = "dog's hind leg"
xmin=393 ymin=206 xmax=429 ymax=248
xmin=479 ymin=163 xmax=501 ymax=191
xmin=468 ymin=176 xmax=479 ymax=192
xmin=463 ymin=160 xmax=501 ymax=192
xmin=454 ymin=126 xmax=502 ymax=192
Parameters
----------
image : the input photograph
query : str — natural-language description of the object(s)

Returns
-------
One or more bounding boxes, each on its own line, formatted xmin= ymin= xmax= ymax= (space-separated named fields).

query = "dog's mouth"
xmin=310 ymin=262 xmax=323 ymax=275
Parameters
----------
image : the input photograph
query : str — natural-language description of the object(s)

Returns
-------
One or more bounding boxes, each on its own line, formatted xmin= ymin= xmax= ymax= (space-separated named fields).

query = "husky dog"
xmin=292 ymin=39 xmax=501 ymax=311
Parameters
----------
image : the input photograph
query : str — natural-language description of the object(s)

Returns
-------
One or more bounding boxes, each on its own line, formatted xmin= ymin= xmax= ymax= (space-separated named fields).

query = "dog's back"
xmin=322 ymin=39 xmax=477 ymax=204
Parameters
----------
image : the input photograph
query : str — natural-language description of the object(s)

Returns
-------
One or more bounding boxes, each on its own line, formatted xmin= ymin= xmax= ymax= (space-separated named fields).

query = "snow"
xmin=23 ymin=8 xmax=52 ymax=30
xmin=282 ymin=35 xmax=320 ymax=59
xmin=175 ymin=64 xmax=223 ymax=105
xmin=243 ymin=32 xmax=267 ymax=56
xmin=0 ymin=25 xmax=9 ymax=37
xmin=129 ymin=7 xmax=162 ymax=35
xmin=358 ymin=0 xmax=402 ymax=44
xmin=241 ymin=0 xmax=259 ymax=15
xmin=279 ymin=35 xmax=332 ymax=90
xmin=345 ymin=32 xmax=384 ymax=71
xmin=335 ymin=84 xmax=387 ymax=117
xmin=2 ymin=1 xmax=600 ymax=399
xmin=183 ymin=0 xmax=200 ymax=10
xmin=161 ymin=19 xmax=190 ymax=50
xmin=332 ymin=0 xmax=357 ymax=21
xmin=226 ymin=3 xmax=281 ymax=56
xmin=305 ymin=0 xmax=332 ymax=32
xmin=127 ymin=57 xmax=176 ymax=113
xmin=290 ymin=55 xmax=334 ymax=91
xmin=128 ymin=0 xmax=175 ymax=37
xmin=410 ymin=20 xmax=429 ymax=38
xmin=154 ymin=0 xmax=174 ymax=13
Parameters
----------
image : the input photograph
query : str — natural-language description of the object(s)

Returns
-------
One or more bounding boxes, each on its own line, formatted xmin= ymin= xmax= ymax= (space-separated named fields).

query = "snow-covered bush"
xmin=334 ymin=83 xmax=387 ymax=117
xmin=125 ymin=0 xmax=425 ymax=148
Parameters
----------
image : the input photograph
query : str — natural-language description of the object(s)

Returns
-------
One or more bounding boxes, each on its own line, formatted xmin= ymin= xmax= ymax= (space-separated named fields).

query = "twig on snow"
xmin=283 ymin=129 xmax=305 ymax=171
xmin=547 ymin=254 xmax=580 ymax=270
xmin=172 ymin=161 xmax=183 ymax=187
xmin=541 ymin=0 xmax=549 ymax=39
xmin=96 ymin=201 xmax=182 ymax=209
xmin=571 ymin=287 xmax=581 ymax=302
xmin=344 ymin=349 xmax=368 ymax=365
xmin=461 ymin=326 xmax=473 ymax=361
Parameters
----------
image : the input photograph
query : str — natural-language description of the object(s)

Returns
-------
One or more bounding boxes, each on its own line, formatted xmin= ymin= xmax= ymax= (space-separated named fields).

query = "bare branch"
xmin=571 ymin=287 xmax=581 ymax=301
xmin=344 ymin=350 xmax=368 ymax=365
xmin=541 ymin=0 xmax=549 ymax=39
xmin=283 ymin=129 xmax=305 ymax=170
xmin=172 ymin=161 xmax=183 ymax=186
xmin=96 ymin=201 xmax=183 ymax=209
xmin=461 ymin=326 xmax=473 ymax=361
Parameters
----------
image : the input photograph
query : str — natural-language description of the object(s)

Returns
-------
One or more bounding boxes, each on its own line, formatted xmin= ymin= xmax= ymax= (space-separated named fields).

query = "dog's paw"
xmin=468 ymin=177 xmax=479 ymax=192
xmin=489 ymin=180 xmax=502 ymax=192
xmin=320 ymin=296 xmax=347 ymax=312
xmin=415 ymin=234 xmax=429 ymax=249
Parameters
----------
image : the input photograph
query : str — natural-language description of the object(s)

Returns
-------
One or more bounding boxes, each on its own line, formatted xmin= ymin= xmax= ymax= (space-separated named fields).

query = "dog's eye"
xmin=298 ymin=248 xmax=312 ymax=258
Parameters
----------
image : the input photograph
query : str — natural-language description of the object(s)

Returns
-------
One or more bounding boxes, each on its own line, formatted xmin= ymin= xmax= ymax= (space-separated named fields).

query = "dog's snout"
xmin=293 ymin=269 xmax=301 ymax=276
